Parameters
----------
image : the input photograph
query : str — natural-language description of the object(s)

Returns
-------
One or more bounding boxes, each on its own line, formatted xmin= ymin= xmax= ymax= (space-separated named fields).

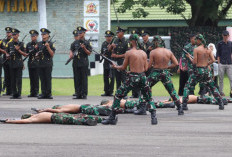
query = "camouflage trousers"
xmin=183 ymin=67 xmax=222 ymax=103
xmin=147 ymin=69 xmax=181 ymax=107
xmin=112 ymin=72 xmax=152 ymax=110
xmin=52 ymin=104 xmax=111 ymax=116
xmin=197 ymin=95 xmax=231 ymax=105
xmin=51 ymin=113 xmax=103 ymax=125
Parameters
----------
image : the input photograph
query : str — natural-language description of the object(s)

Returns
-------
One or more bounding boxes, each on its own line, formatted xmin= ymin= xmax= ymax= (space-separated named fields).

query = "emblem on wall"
xmin=84 ymin=18 xmax=99 ymax=33
xmin=84 ymin=1 xmax=99 ymax=16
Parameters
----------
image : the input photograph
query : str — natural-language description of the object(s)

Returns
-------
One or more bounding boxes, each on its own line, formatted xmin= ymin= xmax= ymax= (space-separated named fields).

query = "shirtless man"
xmin=0 ymin=112 xmax=101 ymax=126
xmin=182 ymin=34 xmax=224 ymax=110
xmin=101 ymin=34 xmax=157 ymax=125
xmin=147 ymin=35 xmax=184 ymax=115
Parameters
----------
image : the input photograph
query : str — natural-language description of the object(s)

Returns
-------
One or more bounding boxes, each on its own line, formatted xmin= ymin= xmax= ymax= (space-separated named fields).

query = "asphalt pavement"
xmin=0 ymin=95 xmax=232 ymax=157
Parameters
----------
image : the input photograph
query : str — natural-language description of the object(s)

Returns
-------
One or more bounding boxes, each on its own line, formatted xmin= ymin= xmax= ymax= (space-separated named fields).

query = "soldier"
xmin=0 ymin=27 xmax=13 ymax=96
xmin=109 ymin=27 xmax=129 ymax=91
xmin=70 ymin=26 xmax=92 ymax=99
xmin=178 ymin=34 xmax=196 ymax=96
xmin=102 ymin=34 xmax=157 ymax=125
xmin=182 ymin=34 xmax=224 ymax=110
xmin=26 ymin=30 xmax=39 ymax=97
xmin=6 ymin=28 xmax=27 ymax=99
xmin=37 ymin=28 xmax=55 ymax=99
xmin=100 ymin=30 xmax=115 ymax=96
xmin=140 ymin=30 xmax=153 ymax=59
xmin=147 ymin=35 xmax=184 ymax=115
xmin=1 ymin=112 xmax=100 ymax=126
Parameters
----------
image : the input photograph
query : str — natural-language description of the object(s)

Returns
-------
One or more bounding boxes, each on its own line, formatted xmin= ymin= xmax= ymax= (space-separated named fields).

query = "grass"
xmin=7 ymin=74 xmax=231 ymax=96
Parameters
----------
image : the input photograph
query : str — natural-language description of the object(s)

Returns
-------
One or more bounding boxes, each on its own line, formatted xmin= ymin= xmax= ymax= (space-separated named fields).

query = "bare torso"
xmin=150 ymin=48 xmax=176 ymax=69
xmin=194 ymin=45 xmax=213 ymax=67
xmin=126 ymin=48 xmax=147 ymax=73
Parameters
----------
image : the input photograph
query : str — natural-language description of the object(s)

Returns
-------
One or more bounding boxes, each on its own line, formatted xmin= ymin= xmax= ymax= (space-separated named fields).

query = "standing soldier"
xmin=70 ymin=30 xmax=79 ymax=97
xmin=71 ymin=26 xmax=92 ymax=99
xmin=109 ymin=27 xmax=129 ymax=91
xmin=140 ymin=30 xmax=153 ymax=59
xmin=37 ymin=28 xmax=55 ymax=99
xmin=100 ymin=30 xmax=115 ymax=96
xmin=0 ymin=27 xmax=13 ymax=96
xmin=6 ymin=28 xmax=27 ymax=99
xmin=26 ymin=30 xmax=39 ymax=97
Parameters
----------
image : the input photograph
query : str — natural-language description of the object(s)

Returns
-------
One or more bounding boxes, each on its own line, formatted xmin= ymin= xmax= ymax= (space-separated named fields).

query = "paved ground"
xmin=0 ymin=95 xmax=232 ymax=157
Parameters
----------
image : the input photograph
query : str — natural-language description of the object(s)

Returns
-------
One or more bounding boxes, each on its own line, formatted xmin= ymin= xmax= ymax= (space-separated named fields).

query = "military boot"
xmin=182 ymin=102 xmax=188 ymax=110
xmin=101 ymin=110 xmax=118 ymax=125
xmin=150 ymin=110 xmax=158 ymax=125
xmin=134 ymin=102 xmax=147 ymax=115
xmin=163 ymin=102 xmax=175 ymax=108
xmin=218 ymin=99 xmax=224 ymax=110
xmin=177 ymin=104 xmax=184 ymax=115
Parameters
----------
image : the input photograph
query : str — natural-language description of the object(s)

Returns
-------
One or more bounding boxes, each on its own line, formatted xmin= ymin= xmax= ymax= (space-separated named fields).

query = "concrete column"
xmin=108 ymin=0 xmax=111 ymax=30
xmin=38 ymin=0 xmax=47 ymax=32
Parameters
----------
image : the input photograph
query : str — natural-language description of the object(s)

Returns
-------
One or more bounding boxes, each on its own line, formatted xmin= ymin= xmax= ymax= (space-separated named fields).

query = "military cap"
xmin=29 ymin=30 xmax=39 ymax=37
xmin=153 ymin=35 xmax=165 ymax=47
xmin=116 ymin=26 xmax=126 ymax=33
xmin=11 ymin=28 xmax=20 ymax=35
xmin=222 ymin=30 xmax=229 ymax=36
xmin=77 ymin=26 xmax=87 ymax=34
xmin=5 ymin=27 xmax=12 ymax=33
xmin=141 ymin=30 xmax=149 ymax=36
xmin=73 ymin=30 xmax=78 ymax=36
xmin=105 ymin=30 xmax=114 ymax=37
xmin=189 ymin=33 xmax=195 ymax=38
xmin=195 ymin=34 xmax=206 ymax=45
xmin=40 ymin=28 xmax=51 ymax=35
xmin=129 ymin=34 xmax=139 ymax=41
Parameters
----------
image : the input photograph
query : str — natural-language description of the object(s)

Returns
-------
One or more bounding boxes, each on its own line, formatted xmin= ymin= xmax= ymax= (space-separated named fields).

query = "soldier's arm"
xmin=168 ymin=51 xmax=178 ymax=69
xmin=45 ymin=42 xmax=55 ymax=57
xmin=15 ymin=43 xmax=27 ymax=57
xmin=208 ymin=50 xmax=215 ymax=65
xmin=0 ymin=42 xmax=7 ymax=54
xmin=69 ymin=43 xmax=74 ymax=58
xmin=113 ymin=51 xmax=129 ymax=70
xmin=81 ymin=41 xmax=91 ymax=56
xmin=148 ymin=50 xmax=155 ymax=69
xmin=193 ymin=48 xmax=198 ymax=65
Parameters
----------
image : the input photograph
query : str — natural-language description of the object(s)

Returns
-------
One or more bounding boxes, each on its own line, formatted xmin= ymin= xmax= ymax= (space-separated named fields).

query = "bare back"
xmin=149 ymin=48 xmax=177 ymax=69
xmin=125 ymin=49 xmax=147 ymax=73
xmin=194 ymin=45 xmax=214 ymax=67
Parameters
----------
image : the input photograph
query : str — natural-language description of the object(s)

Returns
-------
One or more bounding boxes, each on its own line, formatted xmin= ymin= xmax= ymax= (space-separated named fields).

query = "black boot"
xmin=177 ymin=104 xmax=184 ymax=115
xmin=134 ymin=102 xmax=147 ymax=115
xmin=182 ymin=102 xmax=188 ymax=110
xmin=97 ymin=108 xmax=111 ymax=116
xmin=101 ymin=110 xmax=118 ymax=125
xmin=150 ymin=110 xmax=158 ymax=125
xmin=163 ymin=102 xmax=175 ymax=108
xmin=218 ymin=99 xmax=224 ymax=110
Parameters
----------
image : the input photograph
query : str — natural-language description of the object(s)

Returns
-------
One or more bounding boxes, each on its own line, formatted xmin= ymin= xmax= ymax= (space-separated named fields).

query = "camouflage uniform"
xmin=197 ymin=95 xmax=231 ymax=105
xmin=51 ymin=113 xmax=103 ymax=124
xmin=147 ymin=69 xmax=181 ymax=107
xmin=183 ymin=67 xmax=222 ymax=103
xmin=112 ymin=72 xmax=153 ymax=111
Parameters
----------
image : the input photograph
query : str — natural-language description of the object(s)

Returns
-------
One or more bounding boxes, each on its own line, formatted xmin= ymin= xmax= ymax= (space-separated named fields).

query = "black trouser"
xmin=29 ymin=67 xmax=39 ymax=95
xmin=39 ymin=66 xmax=52 ymax=96
xmin=178 ymin=70 xmax=189 ymax=96
xmin=10 ymin=67 xmax=22 ymax=97
xmin=73 ymin=66 xmax=88 ymax=96
xmin=103 ymin=68 xmax=115 ymax=94
xmin=3 ymin=62 xmax=11 ymax=94
xmin=115 ymin=70 xmax=126 ymax=90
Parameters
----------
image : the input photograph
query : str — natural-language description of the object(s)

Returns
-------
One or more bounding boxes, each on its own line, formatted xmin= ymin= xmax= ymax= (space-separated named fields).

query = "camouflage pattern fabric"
xmin=147 ymin=69 xmax=181 ymax=107
xmin=51 ymin=113 xmax=103 ymax=125
xmin=112 ymin=72 xmax=153 ymax=110
xmin=197 ymin=95 xmax=230 ymax=105
xmin=124 ymin=100 xmax=139 ymax=109
xmin=183 ymin=67 xmax=222 ymax=103
xmin=181 ymin=43 xmax=196 ymax=71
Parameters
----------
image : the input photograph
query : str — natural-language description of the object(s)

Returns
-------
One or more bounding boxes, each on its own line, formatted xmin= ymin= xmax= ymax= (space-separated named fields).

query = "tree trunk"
xmin=187 ymin=0 xmax=220 ymax=26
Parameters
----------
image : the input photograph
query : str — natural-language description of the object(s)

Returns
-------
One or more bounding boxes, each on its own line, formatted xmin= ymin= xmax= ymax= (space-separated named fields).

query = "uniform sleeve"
xmin=20 ymin=42 xmax=26 ymax=52
xmin=50 ymin=42 xmax=56 ymax=53
xmin=101 ymin=42 xmax=104 ymax=54
xmin=86 ymin=41 xmax=92 ymax=52
xmin=26 ymin=43 xmax=29 ymax=54
xmin=5 ymin=43 xmax=10 ymax=53
xmin=70 ymin=42 xmax=75 ymax=51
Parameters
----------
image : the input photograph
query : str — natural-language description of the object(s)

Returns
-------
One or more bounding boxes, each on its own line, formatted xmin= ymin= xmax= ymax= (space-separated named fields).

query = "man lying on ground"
xmin=0 ymin=112 xmax=103 ymax=126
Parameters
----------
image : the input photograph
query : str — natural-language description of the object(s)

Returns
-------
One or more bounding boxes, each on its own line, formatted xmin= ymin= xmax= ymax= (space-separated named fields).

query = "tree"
xmin=113 ymin=0 xmax=232 ymax=26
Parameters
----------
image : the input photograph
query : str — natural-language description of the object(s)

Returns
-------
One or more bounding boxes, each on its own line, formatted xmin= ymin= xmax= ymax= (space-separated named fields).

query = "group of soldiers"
xmin=0 ymin=27 xmax=55 ymax=99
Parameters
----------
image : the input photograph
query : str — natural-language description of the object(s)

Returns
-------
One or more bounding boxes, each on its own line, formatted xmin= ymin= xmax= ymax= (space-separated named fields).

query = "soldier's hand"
xmin=80 ymin=43 xmax=86 ymax=49
xmin=111 ymin=53 xmax=117 ymax=58
xmin=69 ymin=53 xmax=73 ymax=59
xmin=111 ymin=44 xmax=116 ymax=49
xmin=15 ymin=45 xmax=20 ymax=50
xmin=45 ymin=42 xmax=50 ymax=48
xmin=148 ymin=46 xmax=153 ymax=51
xmin=23 ymin=53 xmax=29 ymax=57
xmin=35 ymin=44 xmax=38 ymax=49
xmin=6 ymin=53 xmax=10 ymax=57
xmin=112 ymin=63 xmax=117 ymax=69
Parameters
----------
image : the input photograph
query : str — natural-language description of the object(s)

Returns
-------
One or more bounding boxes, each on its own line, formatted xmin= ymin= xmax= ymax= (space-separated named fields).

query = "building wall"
xmin=0 ymin=0 xmax=109 ymax=77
